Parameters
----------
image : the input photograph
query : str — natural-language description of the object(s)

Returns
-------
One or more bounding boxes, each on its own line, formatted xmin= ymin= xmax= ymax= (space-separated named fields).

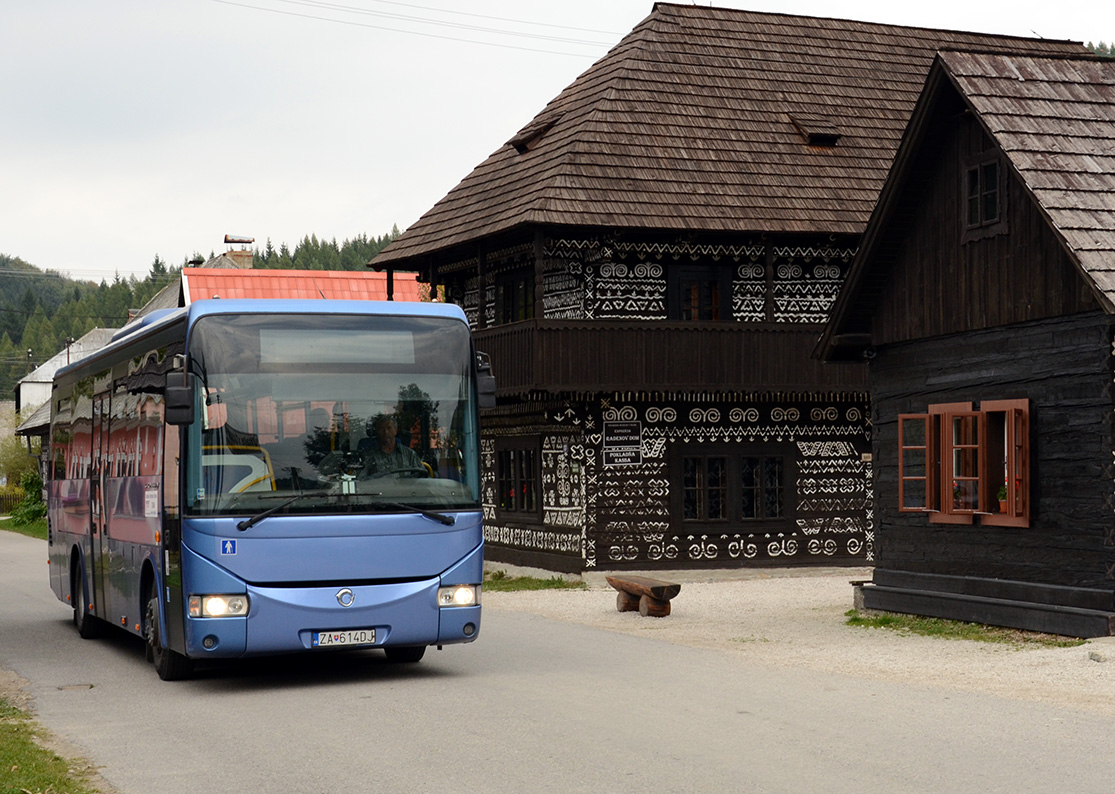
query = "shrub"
xmin=10 ymin=469 xmax=46 ymax=526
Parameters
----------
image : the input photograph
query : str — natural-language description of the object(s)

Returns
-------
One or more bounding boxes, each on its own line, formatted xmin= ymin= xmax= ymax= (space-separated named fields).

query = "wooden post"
xmin=617 ymin=591 xmax=640 ymax=612
xmin=533 ymin=229 xmax=545 ymax=318
xmin=638 ymin=594 xmax=671 ymax=618
xmin=763 ymin=238 xmax=775 ymax=322
xmin=477 ymin=246 xmax=488 ymax=330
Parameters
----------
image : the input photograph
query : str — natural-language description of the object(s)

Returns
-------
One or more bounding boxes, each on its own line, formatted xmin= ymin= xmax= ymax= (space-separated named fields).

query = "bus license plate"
xmin=312 ymin=629 xmax=376 ymax=648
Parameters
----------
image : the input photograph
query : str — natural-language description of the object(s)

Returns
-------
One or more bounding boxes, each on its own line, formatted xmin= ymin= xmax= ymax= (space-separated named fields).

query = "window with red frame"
xmin=898 ymin=399 xmax=1029 ymax=527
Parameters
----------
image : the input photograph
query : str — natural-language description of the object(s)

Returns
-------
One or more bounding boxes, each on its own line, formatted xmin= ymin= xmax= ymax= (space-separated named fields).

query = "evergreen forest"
xmin=0 ymin=228 xmax=400 ymax=400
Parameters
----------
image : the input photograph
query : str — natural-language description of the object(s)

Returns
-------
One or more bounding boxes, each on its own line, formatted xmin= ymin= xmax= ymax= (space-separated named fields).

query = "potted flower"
xmin=997 ymin=482 xmax=1008 ymax=513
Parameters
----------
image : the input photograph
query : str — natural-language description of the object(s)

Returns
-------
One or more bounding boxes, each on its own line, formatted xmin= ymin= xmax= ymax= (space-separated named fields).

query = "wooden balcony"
xmin=473 ymin=320 xmax=867 ymax=396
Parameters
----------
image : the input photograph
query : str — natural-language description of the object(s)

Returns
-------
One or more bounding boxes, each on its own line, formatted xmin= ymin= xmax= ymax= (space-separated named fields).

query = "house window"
xmin=495 ymin=272 xmax=534 ymax=325
xmin=964 ymin=157 xmax=1003 ymax=233
xmin=740 ymin=456 xmax=785 ymax=518
xmin=674 ymin=445 xmax=790 ymax=527
xmin=682 ymin=455 xmax=728 ymax=520
xmin=495 ymin=438 xmax=539 ymax=520
xmin=898 ymin=414 xmax=932 ymax=511
xmin=668 ymin=266 xmax=730 ymax=321
xmin=897 ymin=399 xmax=1029 ymax=526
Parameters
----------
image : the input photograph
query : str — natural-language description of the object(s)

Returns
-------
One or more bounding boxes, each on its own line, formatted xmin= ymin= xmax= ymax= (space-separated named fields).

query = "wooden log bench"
xmin=606 ymin=575 xmax=681 ymax=618
xmin=849 ymin=579 xmax=871 ymax=612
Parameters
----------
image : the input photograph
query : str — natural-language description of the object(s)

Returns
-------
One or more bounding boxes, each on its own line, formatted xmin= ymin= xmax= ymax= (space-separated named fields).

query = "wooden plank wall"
xmin=474 ymin=321 xmax=868 ymax=394
xmin=871 ymin=312 xmax=1115 ymax=589
xmin=872 ymin=114 xmax=1100 ymax=345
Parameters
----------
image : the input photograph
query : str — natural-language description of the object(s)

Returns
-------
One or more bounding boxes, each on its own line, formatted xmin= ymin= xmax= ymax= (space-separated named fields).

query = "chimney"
xmin=224 ymin=234 xmax=255 ymax=269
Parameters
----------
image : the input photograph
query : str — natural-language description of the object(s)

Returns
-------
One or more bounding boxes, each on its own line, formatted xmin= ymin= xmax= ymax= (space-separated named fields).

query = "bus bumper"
xmin=185 ymin=578 xmax=452 ymax=657
xmin=438 ymin=603 xmax=481 ymax=645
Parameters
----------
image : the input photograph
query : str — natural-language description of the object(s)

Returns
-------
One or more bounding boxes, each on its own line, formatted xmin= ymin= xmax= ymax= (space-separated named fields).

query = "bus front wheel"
xmin=145 ymin=597 xmax=194 ymax=681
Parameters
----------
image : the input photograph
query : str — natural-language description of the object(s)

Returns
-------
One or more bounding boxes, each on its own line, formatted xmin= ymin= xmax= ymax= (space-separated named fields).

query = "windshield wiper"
xmin=236 ymin=491 xmax=332 ymax=531
xmin=369 ymin=498 xmax=456 ymax=526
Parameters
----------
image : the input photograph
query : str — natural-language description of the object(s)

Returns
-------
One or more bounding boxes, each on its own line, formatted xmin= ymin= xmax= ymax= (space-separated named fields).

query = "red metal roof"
xmin=181 ymin=268 xmax=422 ymax=303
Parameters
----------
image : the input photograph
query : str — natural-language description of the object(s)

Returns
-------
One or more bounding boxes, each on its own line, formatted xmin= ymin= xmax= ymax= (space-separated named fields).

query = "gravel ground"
xmin=483 ymin=566 xmax=1115 ymax=715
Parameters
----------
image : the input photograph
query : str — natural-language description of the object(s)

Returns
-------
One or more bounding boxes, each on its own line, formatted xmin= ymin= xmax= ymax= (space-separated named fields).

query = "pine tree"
xmin=2 ymin=226 xmax=400 ymax=393
xmin=20 ymin=306 xmax=56 ymax=370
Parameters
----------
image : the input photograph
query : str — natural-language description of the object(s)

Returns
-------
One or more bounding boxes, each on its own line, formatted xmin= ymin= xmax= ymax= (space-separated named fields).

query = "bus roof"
xmin=57 ymin=299 xmax=470 ymax=382
xmin=184 ymin=298 xmax=467 ymax=324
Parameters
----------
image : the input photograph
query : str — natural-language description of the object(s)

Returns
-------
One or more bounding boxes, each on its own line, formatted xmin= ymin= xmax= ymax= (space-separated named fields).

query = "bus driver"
xmin=361 ymin=414 xmax=424 ymax=475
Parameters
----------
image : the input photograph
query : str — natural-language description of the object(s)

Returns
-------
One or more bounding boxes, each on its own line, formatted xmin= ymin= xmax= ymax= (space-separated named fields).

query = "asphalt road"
xmin=2 ymin=530 xmax=1113 ymax=793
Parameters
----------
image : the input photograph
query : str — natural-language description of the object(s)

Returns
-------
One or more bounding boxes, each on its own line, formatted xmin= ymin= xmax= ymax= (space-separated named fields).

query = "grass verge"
xmin=845 ymin=609 xmax=1086 ymax=647
xmin=1 ymin=517 xmax=47 ymax=541
xmin=0 ymin=696 xmax=99 ymax=794
xmin=483 ymin=569 xmax=586 ymax=592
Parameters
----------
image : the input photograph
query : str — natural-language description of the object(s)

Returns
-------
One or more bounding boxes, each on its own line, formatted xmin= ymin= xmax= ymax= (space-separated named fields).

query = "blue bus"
xmin=46 ymin=299 xmax=492 ymax=680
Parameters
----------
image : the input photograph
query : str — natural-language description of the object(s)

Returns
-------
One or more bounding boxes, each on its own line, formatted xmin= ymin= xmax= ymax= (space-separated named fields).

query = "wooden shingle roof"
xmin=376 ymin=3 xmax=1084 ymax=266
xmin=940 ymin=51 xmax=1115 ymax=309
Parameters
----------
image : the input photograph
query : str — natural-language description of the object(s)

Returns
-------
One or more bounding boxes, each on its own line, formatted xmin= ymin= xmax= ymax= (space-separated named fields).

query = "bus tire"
xmin=72 ymin=560 xmax=102 ymax=639
xmin=145 ymin=597 xmax=194 ymax=681
xmin=384 ymin=645 xmax=426 ymax=663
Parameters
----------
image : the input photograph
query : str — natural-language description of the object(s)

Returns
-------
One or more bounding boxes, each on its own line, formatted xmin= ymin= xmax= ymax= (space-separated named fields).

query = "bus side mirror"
xmin=165 ymin=372 xmax=196 ymax=425
xmin=476 ymin=351 xmax=496 ymax=409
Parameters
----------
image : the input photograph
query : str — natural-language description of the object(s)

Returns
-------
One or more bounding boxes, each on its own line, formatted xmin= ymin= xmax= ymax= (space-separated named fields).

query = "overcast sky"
xmin=1 ymin=0 xmax=1109 ymax=282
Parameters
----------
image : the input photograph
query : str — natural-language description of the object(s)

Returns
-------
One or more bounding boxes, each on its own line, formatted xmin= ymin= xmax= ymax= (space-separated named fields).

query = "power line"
xmin=0 ymin=308 xmax=131 ymax=321
xmin=299 ymin=0 xmax=624 ymax=36
xmin=211 ymin=0 xmax=615 ymax=56
xmin=270 ymin=0 xmax=617 ymax=43
xmin=0 ymin=268 xmax=179 ymax=284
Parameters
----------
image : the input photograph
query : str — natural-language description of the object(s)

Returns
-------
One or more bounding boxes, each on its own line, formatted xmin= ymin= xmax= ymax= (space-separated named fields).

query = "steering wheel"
xmin=366 ymin=466 xmax=430 ymax=480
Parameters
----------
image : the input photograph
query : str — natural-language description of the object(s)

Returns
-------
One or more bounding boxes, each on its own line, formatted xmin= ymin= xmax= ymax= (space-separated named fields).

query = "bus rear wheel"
xmin=145 ymin=597 xmax=194 ymax=681
xmin=72 ymin=561 xmax=102 ymax=639
xmin=384 ymin=645 xmax=426 ymax=663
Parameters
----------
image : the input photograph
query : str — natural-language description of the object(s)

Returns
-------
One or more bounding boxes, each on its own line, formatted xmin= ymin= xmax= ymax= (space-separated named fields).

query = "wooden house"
xmin=818 ymin=52 xmax=1115 ymax=636
xmin=373 ymin=3 xmax=1085 ymax=574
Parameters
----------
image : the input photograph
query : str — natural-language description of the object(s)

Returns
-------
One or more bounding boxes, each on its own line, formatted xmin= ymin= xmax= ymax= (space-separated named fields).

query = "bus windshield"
xmin=183 ymin=312 xmax=481 ymax=517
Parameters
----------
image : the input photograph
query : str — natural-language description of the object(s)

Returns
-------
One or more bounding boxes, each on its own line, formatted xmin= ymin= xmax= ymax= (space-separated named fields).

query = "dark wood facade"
xmin=821 ymin=53 xmax=1115 ymax=636
xmin=451 ymin=230 xmax=872 ymax=572
xmin=373 ymin=8 xmax=1086 ymax=575
xmin=871 ymin=314 xmax=1115 ymax=615
xmin=870 ymin=112 xmax=1099 ymax=344
xmin=476 ymin=321 xmax=859 ymax=395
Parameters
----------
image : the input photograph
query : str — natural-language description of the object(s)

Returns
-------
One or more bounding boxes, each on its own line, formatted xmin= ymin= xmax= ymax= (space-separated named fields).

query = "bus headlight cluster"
xmin=189 ymin=594 xmax=250 ymax=618
xmin=437 ymin=585 xmax=479 ymax=608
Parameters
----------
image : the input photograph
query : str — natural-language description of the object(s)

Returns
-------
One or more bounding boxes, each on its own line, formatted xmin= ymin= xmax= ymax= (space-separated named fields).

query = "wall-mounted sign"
xmin=603 ymin=421 xmax=642 ymax=466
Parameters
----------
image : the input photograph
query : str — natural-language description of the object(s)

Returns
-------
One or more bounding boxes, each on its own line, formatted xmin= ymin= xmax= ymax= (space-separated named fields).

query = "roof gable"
xmin=20 ymin=327 xmax=116 ymax=385
xmin=377 ymin=3 xmax=1085 ymax=265
xmin=819 ymin=52 xmax=1115 ymax=360
xmin=942 ymin=52 xmax=1115 ymax=307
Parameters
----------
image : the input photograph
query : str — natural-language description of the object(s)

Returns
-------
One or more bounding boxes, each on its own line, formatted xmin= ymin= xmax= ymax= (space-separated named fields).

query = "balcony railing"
xmin=473 ymin=320 xmax=867 ymax=396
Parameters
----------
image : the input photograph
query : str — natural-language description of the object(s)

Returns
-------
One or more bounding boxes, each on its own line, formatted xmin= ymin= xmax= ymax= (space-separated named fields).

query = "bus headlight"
xmin=437 ymin=585 xmax=480 ymax=608
xmin=189 ymin=594 xmax=250 ymax=618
